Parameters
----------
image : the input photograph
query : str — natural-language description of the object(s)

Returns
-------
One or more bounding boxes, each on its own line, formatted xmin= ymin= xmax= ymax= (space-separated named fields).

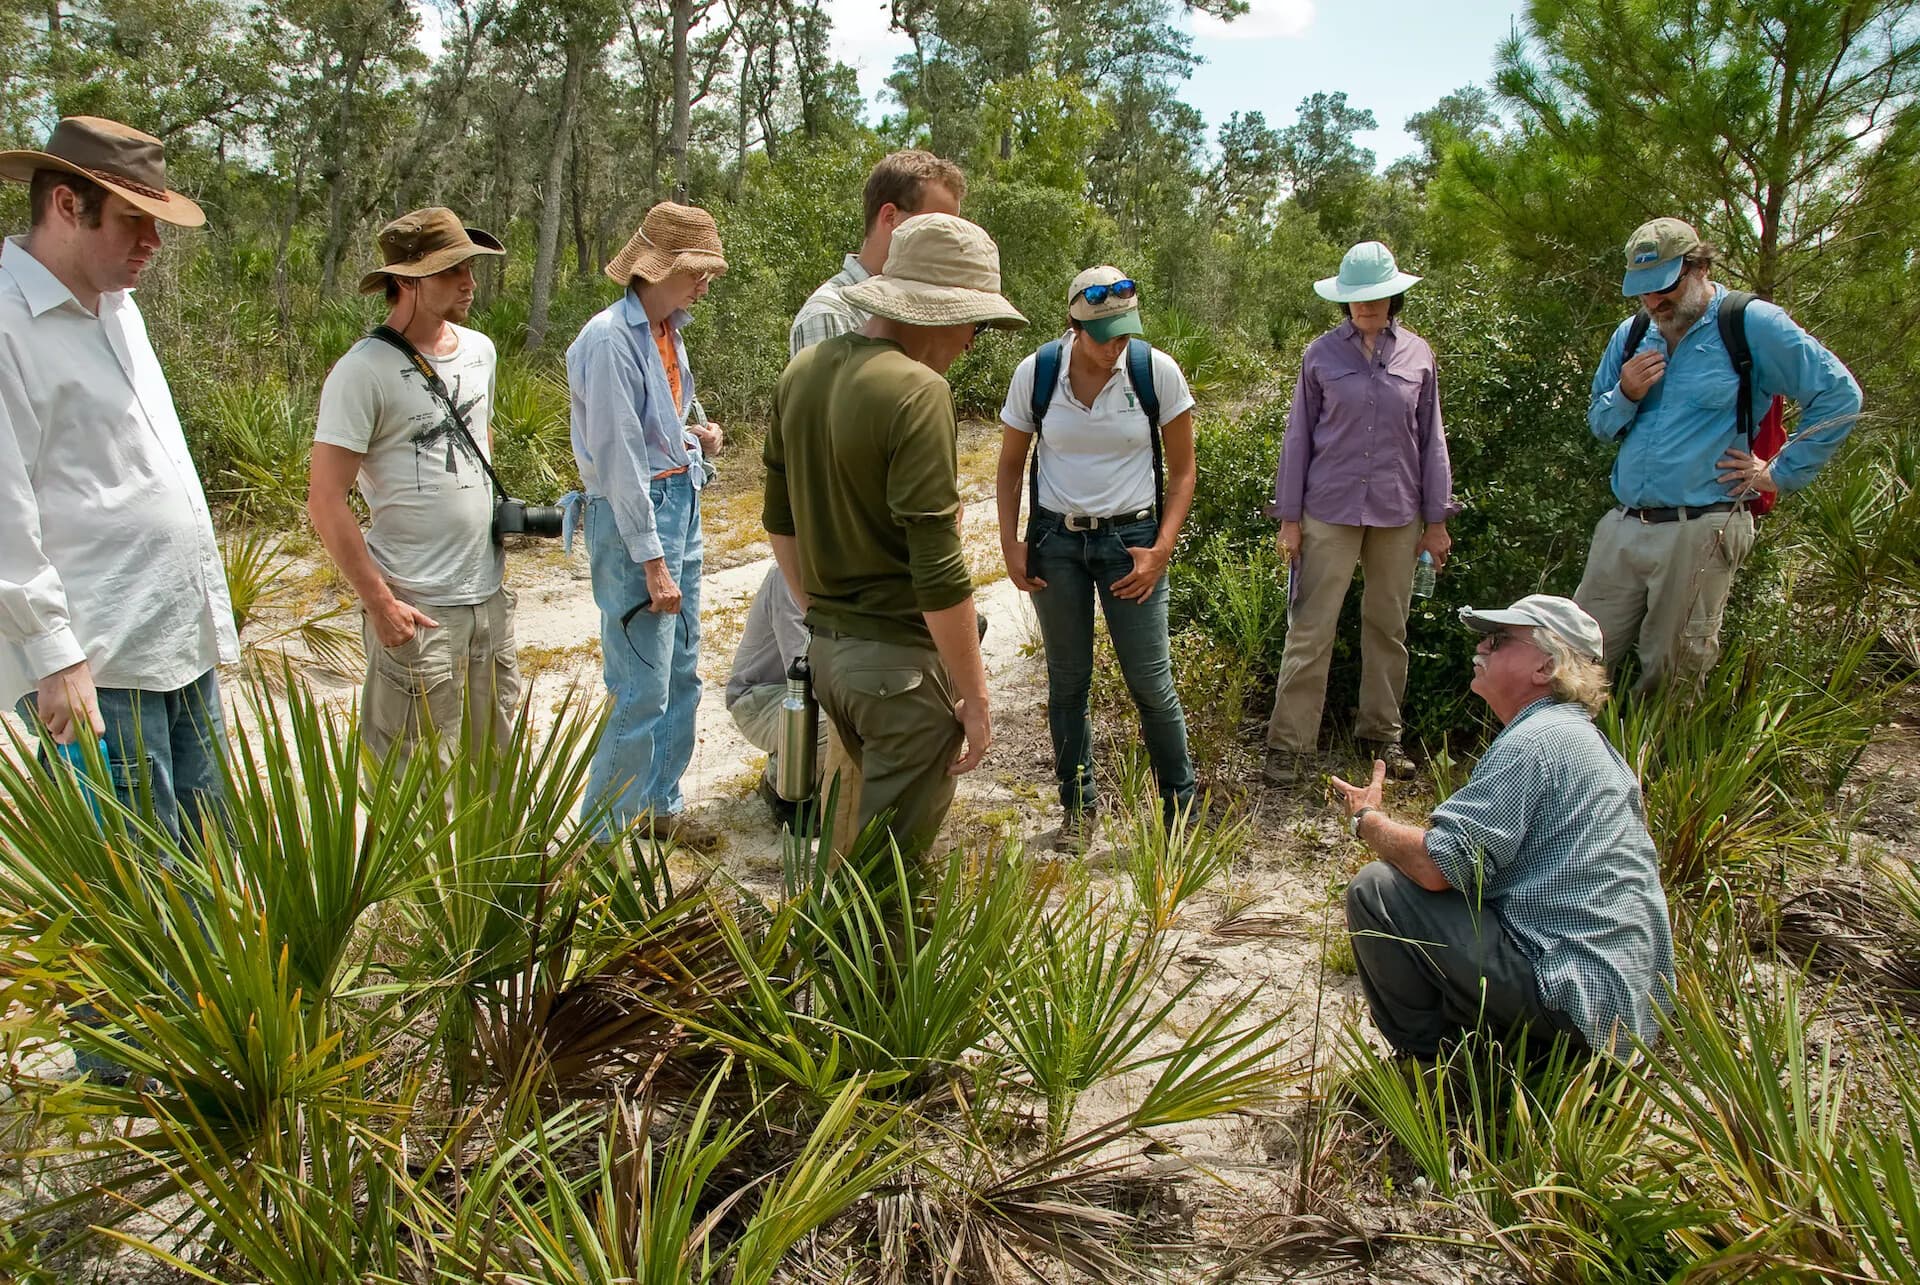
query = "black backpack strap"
xmin=1125 ymin=337 xmax=1165 ymax=517
xmin=1623 ymin=311 xmax=1650 ymax=361
xmin=1611 ymin=312 xmax=1654 ymax=444
xmin=1024 ymin=340 xmax=1065 ymax=542
xmin=1717 ymin=290 xmax=1757 ymax=445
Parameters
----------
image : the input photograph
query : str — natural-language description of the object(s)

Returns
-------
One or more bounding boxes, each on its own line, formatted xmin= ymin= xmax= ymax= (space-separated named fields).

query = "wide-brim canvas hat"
xmin=1068 ymin=264 xmax=1143 ymax=341
xmin=1459 ymin=594 xmax=1605 ymax=663
xmin=841 ymin=213 xmax=1027 ymax=330
xmin=357 ymin=207 xmax=505 ymax=294
xmin=605 ymin=202 xmax=729 ymax=285
xmin=0 ymin=115 xmax=205 ymax=227
xmin=1621 ymin=216 xmax=1701 ymax=296
xmin=1314 ymin=240 xmax=1421 ymax=303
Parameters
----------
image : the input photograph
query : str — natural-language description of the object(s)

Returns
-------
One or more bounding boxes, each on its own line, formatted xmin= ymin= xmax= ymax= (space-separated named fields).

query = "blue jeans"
xmin=582 ymin=483 xmax=703 ymax=837
xmin=16 ymin=667 xmax=226 ymax=848
xmin=1026 ymin=511 xmax=1194 ymax=817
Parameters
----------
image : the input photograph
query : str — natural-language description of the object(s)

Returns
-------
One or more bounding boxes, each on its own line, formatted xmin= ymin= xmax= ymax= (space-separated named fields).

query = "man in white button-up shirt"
xmin=0 ymin=116 xmax=237 ymax=845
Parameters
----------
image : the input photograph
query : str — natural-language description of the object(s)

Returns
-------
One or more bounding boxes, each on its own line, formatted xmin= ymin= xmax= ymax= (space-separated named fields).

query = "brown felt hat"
xmin=0 ymin=115 xmax=206 ymax=227
xmin=357 ymin=207 xmax=505 ymax=294
xmin=604 ymin=202 xmax=728 ymax=286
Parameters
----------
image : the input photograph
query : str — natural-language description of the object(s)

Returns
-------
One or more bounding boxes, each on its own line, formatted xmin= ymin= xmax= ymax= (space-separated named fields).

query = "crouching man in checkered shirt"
xmin=1329 ymin=595 xmax=1675 ymax=1059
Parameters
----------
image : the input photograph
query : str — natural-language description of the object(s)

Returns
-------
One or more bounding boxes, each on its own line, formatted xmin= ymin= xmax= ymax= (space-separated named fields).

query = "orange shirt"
xmin=653 ymin=322 xmax=683 ymax=411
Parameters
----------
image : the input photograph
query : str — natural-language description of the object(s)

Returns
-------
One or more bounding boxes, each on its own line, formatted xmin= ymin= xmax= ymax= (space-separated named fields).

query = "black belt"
xmin=1616 ymin=500 xmax=1741 ymax=524
xmin=1038 ymin=504 xmax=1155 ymax=533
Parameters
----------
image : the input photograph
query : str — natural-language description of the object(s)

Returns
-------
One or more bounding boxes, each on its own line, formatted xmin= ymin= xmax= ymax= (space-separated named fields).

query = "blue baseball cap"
xmin=1621 ymin=217 xmax=1701 ymax=297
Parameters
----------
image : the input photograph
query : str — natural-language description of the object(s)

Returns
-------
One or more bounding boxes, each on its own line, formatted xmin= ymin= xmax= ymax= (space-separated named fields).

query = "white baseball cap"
xmin=1458 ymin=594 xmax=1605 ymax=662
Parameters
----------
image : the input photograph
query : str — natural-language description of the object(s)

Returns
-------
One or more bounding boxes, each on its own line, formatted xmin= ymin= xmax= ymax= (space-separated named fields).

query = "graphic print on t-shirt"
xmin=397 ymin=361 xmax=486 ymax=492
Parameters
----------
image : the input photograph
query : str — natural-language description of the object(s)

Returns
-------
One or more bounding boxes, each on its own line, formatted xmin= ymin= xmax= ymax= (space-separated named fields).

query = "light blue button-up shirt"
xmin=1424 ymin=698 xmax=1675 ymax=1053
xmin=567 ymin=289 xmax=706 ymax=564
xmin=1587 ymin=284 xmax=1861 ymax=508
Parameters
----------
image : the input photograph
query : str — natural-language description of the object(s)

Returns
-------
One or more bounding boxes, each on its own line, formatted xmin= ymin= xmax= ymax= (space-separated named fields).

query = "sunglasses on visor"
xmin=1076 ymin=279 xmax=1137 ymax=306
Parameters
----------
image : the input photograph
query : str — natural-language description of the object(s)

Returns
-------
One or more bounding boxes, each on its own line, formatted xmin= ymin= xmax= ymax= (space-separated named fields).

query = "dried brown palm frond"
xmin=1203 ymin=1204 xmax=1387 ymax=1280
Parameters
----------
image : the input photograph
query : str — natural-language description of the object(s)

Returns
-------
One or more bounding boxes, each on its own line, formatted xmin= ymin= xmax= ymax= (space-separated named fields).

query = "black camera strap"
xmin=369 ymin=325 xmax=509 ymax=503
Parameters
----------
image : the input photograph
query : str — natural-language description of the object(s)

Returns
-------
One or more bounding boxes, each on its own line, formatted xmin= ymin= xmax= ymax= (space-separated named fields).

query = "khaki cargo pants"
xmin=808 ymin=630 xmax=963 ymax=857
xmin=361 ymin=584 xmax=522 ymax=766
xmin=1575 ymin=506 xmax=1754 ymax=692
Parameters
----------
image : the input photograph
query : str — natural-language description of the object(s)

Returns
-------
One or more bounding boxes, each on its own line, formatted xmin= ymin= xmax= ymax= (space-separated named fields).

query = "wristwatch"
xmin=1350 ymin=806 xmax=1377 ymax=838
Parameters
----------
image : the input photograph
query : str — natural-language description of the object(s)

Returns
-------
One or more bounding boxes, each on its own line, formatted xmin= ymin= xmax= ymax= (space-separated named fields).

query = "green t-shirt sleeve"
xmin=889 ymin=377 xmax=969 ymax=613
xmin=762 ymin=362 xmax=797 ymax=537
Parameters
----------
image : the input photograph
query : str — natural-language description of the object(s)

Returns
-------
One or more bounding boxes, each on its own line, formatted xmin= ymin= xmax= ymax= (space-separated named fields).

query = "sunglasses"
xmin=1076 ymin=279 xmax=1136 ymax=306
xmin=1642 ymin=270 xmax=1690 ymax=298
xmin=972 ymin=322 xmax=992 ymax=338
xmin=1483 ymin=629 xmax=1530 ymax=654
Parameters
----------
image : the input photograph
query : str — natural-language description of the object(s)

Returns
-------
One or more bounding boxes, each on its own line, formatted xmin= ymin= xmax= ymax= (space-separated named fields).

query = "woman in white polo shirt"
xmin=995 ymin=266 xmax=1199 ymax=849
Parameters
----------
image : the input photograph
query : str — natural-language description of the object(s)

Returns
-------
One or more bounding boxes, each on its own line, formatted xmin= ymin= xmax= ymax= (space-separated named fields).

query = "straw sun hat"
xmin=0 ymin=115 xmax=206 ymax=227
xmin=841 ymin=213 xmax=1027 ymax=330
xmin=605 ymin=201 xmax=729 ymax=285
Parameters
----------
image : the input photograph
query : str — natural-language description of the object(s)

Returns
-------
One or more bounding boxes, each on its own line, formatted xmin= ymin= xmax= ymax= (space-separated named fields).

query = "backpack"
xmin=1025 ymin=337 xmax=1162 ymax=540
xmin=1623 ymin=290 xmax=1788 ymax=517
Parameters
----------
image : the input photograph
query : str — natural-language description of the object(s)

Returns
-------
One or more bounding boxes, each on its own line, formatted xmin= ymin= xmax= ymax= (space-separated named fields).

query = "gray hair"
xmin=1531 ymin=628 xmax=1610 ymax=714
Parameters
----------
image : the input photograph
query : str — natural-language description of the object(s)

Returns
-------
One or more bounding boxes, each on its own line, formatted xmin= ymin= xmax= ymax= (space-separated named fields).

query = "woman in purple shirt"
xmin=1264 ymin=242 xmax=1455 ymax=787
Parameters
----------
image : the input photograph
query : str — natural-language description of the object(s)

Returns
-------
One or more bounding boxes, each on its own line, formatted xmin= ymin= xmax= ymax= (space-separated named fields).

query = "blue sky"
xmin=825 ymin=0 xmax=1527 ymax=167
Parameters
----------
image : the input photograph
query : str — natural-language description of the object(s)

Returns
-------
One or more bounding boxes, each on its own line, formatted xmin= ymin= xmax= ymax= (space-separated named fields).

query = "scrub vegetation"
xmin=3 ymin=0 xmax=1920 ymax=1277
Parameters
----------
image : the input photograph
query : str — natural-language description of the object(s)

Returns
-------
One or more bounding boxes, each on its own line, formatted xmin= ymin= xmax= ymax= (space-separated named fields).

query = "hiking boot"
xmin=644 ymin=810 xmax=728 ymax=854
xmin=1262 ymin=749 xmax=1317 ymax=788
xmin=1359 ymin=739 xmax=1417 ymax=781
xmin=756 ymin=777 xmax=801 ymax=830
xmin=1049 ymin=811 xmax=1093 ymax=854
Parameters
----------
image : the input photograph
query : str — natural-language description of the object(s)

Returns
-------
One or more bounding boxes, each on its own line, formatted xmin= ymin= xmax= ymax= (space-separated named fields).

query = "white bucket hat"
xmin=1459 ymin=595 xmax=1605 ymax=663
xmin=1314 ymin=241 xmax=1422 ymax=304
xmin=841 ymin=213 xmax=1028 ymax=330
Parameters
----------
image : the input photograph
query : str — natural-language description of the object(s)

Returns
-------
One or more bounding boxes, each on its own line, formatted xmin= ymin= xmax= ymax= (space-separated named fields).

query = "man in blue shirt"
xmin=567 ymin=202 xmax=728 ymax=850
xmin=1331 ymin=595 xmax=1675 ymax=1058
xmin=1578 ymin=216 xmax=1861 ymax=690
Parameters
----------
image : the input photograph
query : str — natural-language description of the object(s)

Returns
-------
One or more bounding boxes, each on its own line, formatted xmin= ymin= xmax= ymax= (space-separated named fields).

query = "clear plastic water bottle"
xmin=1411 ymin=550 xmax=1437 ymax=599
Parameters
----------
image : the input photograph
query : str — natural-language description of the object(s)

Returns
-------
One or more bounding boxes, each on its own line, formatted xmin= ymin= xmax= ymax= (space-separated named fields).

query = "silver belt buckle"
xmin=1064 ymin=513 xmax=1097 ymax=532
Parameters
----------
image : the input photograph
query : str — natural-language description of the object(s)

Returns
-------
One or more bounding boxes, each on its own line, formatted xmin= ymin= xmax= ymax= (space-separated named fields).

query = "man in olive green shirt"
xmin=763 ymin=213 xmax=1026 ymax=853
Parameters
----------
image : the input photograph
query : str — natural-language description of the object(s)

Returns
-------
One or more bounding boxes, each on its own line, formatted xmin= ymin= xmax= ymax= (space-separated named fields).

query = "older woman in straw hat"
xmin=763 ymin=212 xmax=1025 ymax=856
xmin=567 ymin=201 xmax=730 ymax=850
xmin=995 ymin=266 xmax=1199 ymax=852
xmin=1264 ymin=241 xmax=1455 ymax=789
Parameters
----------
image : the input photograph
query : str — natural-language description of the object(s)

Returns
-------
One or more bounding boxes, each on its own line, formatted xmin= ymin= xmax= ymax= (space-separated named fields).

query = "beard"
xmin=1649 ymin=276 xmax=1710 ymax=337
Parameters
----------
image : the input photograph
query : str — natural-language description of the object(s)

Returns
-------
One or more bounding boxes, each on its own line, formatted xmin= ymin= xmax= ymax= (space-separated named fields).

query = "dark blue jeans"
xmin=1026 ymin=511 xmax=1195 ymax=817
xmin=16 ymin=667 xmax=226 ymax=848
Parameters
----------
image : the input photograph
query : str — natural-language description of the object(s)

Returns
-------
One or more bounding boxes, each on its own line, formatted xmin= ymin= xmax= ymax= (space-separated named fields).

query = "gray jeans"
xmin=1344 ymin=861 xmax=1586 ymax=1058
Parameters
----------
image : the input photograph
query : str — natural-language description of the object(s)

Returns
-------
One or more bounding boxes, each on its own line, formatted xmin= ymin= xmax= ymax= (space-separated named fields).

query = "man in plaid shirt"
xmin=1330 ymin=595 xmax=1675 ymax=1058
xmin=789 ymin=150 xmax=966 ymax=356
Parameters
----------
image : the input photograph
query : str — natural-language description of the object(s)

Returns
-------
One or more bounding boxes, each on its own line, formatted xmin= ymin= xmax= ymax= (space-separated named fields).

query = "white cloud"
xmin=824 ymin=0 xmax=914 ymax=106
xmin=1192 ymin=0 xmax=1315 ymax=41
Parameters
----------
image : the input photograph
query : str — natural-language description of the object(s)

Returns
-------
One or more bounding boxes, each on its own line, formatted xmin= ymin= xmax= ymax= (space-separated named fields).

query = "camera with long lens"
xmin=493 ymin=497 xmax=565 ymax=541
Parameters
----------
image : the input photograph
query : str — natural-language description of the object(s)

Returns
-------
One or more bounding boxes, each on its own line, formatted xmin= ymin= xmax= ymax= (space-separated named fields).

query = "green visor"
xmin=1082 ymin=310 xmax=1144 ymax=342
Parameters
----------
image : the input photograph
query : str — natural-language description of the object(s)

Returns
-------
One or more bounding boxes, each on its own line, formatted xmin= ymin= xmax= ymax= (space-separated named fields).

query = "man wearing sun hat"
xmin=569 ymin=201 xmax=730 ymax=850
xmin=309 ymin=207 xmax=519 ymax=767
xmin=1580 ymin=216 xmax=1860 ymax=690
xmin=763 ymin=212 xmax=1026 ymax=855
xmin=0 ymin=115 xmax=238 ymax=846
xmin=1329 ymin=594 xmax=1675 ymax=1059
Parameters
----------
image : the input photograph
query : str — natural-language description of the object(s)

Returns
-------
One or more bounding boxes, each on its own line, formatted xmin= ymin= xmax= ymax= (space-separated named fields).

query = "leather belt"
xmin=652 ymin=464 xmax=691 ymax=481
xmin=1617 ymin=500 xmax=1741 ymax=524
xmin=1040 ymin=505 xmax=1155 ymax=533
